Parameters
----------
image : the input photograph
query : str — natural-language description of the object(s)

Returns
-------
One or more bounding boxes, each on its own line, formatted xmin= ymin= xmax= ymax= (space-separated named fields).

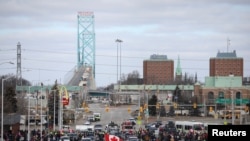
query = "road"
xmin=72 ymin=102 xmax=225 ymax=130
xmin=75 ymin=103 xmax=138 ymax=126
xmin=21 ymin=102 xmax=227 ymax=131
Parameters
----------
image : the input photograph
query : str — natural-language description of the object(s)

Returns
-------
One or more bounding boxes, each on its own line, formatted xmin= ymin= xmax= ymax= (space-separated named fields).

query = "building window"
xmin=236 ymin=92 xmax=241 ymax=99
xmin=218 ymin=91 xmax=224 ymax=99
xmin=236 ymin=91 xmax=241 ymax=106
xmin=208 ymin=92 xmax=214 ymax=105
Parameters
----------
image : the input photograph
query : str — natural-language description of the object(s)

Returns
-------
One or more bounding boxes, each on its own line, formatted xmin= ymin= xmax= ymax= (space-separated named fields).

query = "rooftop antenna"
xmin=227 ymin=37 xmax=230 ymax=52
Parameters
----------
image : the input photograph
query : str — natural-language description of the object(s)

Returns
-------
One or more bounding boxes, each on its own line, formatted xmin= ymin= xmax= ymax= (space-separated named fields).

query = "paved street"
xmin=79 ymin=104 xmax=226 ymax=128
xmin=20 ymin=102 xmax=242 ymax=132
xmin=78 ymin=103 xmax=136 ymax=126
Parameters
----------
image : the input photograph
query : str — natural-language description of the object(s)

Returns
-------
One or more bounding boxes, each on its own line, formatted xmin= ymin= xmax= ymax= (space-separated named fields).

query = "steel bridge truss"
xmin=77 ymin=11 xmax=96 ymax=78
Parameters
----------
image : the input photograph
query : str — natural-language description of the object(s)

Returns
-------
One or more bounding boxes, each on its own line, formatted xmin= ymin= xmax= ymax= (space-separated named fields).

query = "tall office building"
xmin=209 ymin=50 xmax=243 ymax=77
xmin=143 ymin=54 xmax=174 ymax=84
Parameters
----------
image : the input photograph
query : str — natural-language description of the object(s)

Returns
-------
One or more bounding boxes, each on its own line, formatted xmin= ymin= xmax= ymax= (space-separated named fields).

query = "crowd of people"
xmin=1 ymin=124 xmax=208 ymax=141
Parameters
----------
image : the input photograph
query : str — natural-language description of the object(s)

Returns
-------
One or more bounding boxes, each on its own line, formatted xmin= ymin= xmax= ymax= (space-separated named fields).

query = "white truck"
xmin=174 ymin=109 xmax=189 ymax=116
xmin=75 ymin=124 xmax=94 ymax=131
xmin=93 ymin=113 xmax=101 ymax=121
xmin=20 ymin=115 xmax=26 ymax=125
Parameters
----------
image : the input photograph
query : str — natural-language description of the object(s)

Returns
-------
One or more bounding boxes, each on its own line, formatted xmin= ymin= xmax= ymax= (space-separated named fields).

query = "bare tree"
xmin=120 ymin=70 xmax=141 ymax=85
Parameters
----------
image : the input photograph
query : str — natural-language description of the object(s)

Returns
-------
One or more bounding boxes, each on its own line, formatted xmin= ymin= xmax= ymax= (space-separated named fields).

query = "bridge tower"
xmin=77 ymin=11 xmax=96 ymax=78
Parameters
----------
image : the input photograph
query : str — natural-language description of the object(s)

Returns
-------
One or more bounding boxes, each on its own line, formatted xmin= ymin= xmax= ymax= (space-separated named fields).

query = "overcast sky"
xmin=0 ymin=0 xmax=249 ymax=87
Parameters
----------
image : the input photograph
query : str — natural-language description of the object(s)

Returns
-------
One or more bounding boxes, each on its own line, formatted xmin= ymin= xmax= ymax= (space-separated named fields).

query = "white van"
xmin=203 ymin=122 xmax=222 ymax=131
xmin=175 ymin=121 xmax=204 ymax=133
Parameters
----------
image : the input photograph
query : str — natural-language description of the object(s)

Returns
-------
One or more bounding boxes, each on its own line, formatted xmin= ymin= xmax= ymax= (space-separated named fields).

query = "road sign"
xmin=216 ymin=99 xmax=231 ymax=103
xmin=216 ymin=98 xmax=249 ymax=104
xmin=235 ymin=99 xmax=249 ymax=104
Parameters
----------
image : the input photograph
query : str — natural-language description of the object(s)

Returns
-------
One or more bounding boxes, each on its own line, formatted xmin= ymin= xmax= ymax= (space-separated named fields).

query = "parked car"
xmin=84 ymin=121 xmax=91 ymax=125
xmin=145 ymin=122 xmax=156 ymax=129
xmin=127 ymin=136 xmax=139 ymax=141
xmin=87 ymin=115 xmax=95 ymax=122
xmin=128 ymin=118 xmax=136 ymax=125
xmin=38 ymin=118 xmax=47 ymax=125
xmin=81 ymin=137 xmax=92 ymax=141
xmin=59 ymin=136 xmax=70 ymax=141
xmin=155 ymin=120 xmax=162 ymax=128
xmin=167 ymin=120 xmax=175 ymax=128
xmin=145 ymin=121 xmax=162 ymax=129
xmin=94 ymin=124 xmax=103 ymax=131
xmin=67 ymin=133 xmax=78 ymax=141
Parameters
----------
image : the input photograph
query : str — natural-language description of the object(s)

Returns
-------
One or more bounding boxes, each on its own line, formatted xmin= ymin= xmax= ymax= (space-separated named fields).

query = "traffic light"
xmin=84 ymin=107 xmax=89 ymax=112
xmin=156 ymin=103 xmax=160 ymax=109
xmin=209 ymin=106 xmax=213 ymax=112
xmin=105 ymin=106 xmax=109 ymax=112
xmin=174 ymin=102 xmax=177 ymax=109
xmin=144 ymin=104 xmax=147 ymax=109
xmin=128 ymin=107 xmax=131 ymax=113
xmin=82 ymin=102 xmax=87 ymax=108
xmin=193 ymin=103 xmax=197 ymax=109
xmin=245 ymin=106 xmax=249 ymax=112
xmin=140 ymin=106 xmax=143 ymax=112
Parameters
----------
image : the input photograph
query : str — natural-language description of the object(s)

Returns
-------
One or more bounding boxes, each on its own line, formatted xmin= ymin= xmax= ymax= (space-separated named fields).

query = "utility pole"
xmin=40 ymin=83 xmax=43 ymax=141
xmin=16 ymin=42 xmax=22 ymax=86
xmin=231 ymin=90 xmax=235 ymax=125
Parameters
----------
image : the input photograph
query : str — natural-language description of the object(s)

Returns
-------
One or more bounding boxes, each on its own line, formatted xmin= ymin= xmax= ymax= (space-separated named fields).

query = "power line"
xmin=22 ymin=57 xmax=250 ymax=73
xmin=22 ymin=49 xmax=74 ymax=55
xmin=0 ymin=49 xmax=16 ymax=52
xmin=1 ymin=48 xmax=250 ymax=62
xmin=23 ymin=58 xmax=76 ymax=64
xmin=1 ymin=48 xmax=249 ymax=81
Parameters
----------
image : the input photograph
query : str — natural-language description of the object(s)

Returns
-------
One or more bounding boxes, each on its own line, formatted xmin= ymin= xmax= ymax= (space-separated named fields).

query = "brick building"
xmin=143 ymin=54 xmax=174 ymax=84
xmin=209 ymin=50 xmax=243 ymax=77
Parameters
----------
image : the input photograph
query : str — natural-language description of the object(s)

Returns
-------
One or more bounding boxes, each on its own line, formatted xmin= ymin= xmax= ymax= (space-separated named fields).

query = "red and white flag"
xmin=104 ymin=133 xmax=123 ymax=141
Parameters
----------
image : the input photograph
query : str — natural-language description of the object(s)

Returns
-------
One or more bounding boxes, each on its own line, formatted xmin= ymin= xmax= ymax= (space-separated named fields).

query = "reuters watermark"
xmin=208 ymin=125 xmax=250 ymax=139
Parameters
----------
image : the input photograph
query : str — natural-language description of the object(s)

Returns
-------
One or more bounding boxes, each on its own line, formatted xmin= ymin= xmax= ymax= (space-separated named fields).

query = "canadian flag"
xmin=104 ymin=133 xmax=123 ymax=141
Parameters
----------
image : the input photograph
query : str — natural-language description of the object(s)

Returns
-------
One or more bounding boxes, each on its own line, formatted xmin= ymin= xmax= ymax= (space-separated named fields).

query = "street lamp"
xmin=54 ymin=90 xmax=56 ymax=131
xmin=229 ymin=74 xmax=235 ymax=125
xmin=115 ymin=39 xmax=123 ymax=92
xmin=119 ymin=39 xmax=123 ymax=92
xmin=1 ymin=76 xmax=13 ymax=141
xmin=1 ymin=62 xmax=14 ymax=141
xmin=230 ymin=90 xmax=235 ymax=125
xmin=40 ymin=83 xmax=43 ymax=141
